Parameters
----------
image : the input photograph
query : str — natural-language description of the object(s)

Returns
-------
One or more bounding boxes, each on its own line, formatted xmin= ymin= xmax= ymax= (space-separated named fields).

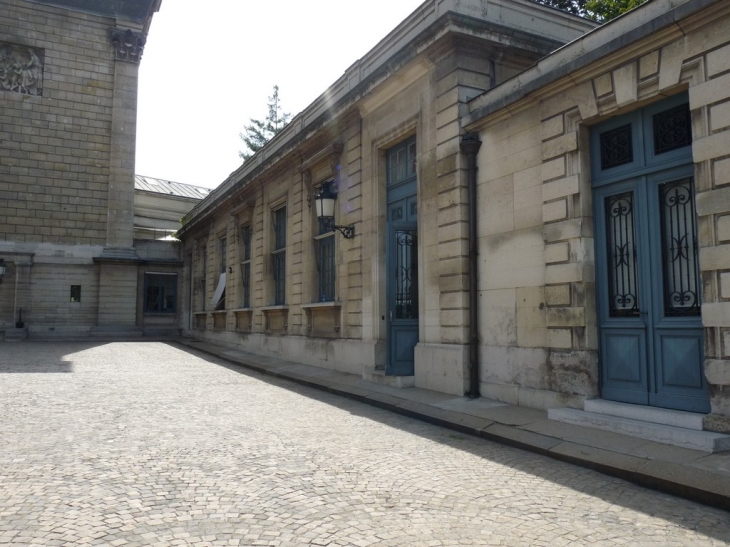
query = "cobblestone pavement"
xmin=1 ymin=342 xmax=729 ymax=547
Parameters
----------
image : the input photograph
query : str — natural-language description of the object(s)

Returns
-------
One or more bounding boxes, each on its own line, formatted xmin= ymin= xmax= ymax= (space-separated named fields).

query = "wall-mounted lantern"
xmin=0 ymin=258 xmax=6 ymax=284
xmin=314 ymin=182 xmax=355 ymax=239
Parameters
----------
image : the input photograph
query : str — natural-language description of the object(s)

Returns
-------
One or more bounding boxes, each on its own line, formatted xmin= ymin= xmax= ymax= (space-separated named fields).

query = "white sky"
xmin=136 ymin=0 xmax=426 ymax=189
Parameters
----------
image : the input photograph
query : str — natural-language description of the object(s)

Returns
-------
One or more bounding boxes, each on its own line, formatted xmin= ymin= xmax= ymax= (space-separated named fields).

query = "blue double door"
xmin=386 ymin=137 xmax=418 ymax=376
xmin=592 ymin=95 xmax=709 ymax=413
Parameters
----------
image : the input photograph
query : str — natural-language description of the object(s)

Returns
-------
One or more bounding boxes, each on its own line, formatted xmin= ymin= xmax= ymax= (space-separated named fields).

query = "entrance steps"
xmin=362 ymin=369 xmax=415 ymax=389
xmin=548 ymin=399 xmax=730 ymax=453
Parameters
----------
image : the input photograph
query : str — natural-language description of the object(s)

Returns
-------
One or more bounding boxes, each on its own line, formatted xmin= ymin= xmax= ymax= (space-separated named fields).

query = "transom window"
xmin=387 ymin=135 xmax=417 ymax=186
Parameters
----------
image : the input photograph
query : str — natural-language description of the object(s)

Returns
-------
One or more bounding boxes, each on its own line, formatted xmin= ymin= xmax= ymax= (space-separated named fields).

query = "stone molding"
xmin=109 ymin=28 xmax=146 ymax=63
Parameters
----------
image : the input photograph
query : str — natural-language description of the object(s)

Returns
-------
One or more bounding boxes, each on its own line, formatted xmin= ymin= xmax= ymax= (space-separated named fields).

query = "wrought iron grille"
xmin=318 ymin=235 xmax=335 ymax=302
xmin=219 ymin=237 xmax=227 ymax=274
xmin=272 ymin=252 xmax=285 ymax=305
xmin=605 ymin=192 xmax=640 ymax=317
xmin=653 ymin=104 xmax=692 ymax=155
xmin=659 ymin=178 xmax=700 ymax=316
xmin=272 ymin=207 xmax=286 ymax=305
xmin=241 ymin=225 xmax=251 ymax=308
xmin=394 ymin=230 xmax=418 ymax=319
xmin=600 ymin=124 xmax=633 ymax=170
xmin=242 ymin=263 xmax=250 ymax=308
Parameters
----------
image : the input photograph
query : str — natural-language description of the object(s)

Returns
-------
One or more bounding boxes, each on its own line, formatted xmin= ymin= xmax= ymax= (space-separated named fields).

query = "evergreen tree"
xmin=531 ymin=0 xmax=647 ymax=22
xmin=239 ymin=85 xmax=291 ymax=161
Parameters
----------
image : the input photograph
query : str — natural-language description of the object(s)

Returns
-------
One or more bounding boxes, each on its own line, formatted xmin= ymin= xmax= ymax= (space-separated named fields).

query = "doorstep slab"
xmin=585 ymin=399 xmax=704 ymax=430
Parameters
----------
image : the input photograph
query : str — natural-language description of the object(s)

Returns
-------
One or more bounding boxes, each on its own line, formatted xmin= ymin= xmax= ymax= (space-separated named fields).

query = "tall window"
xmin=145 ymin=273 xmax=177 ymax=313
xmin=200 ymin=245 xmax=207 ymax=311
xmin=272 ymin=207 xmax=286 ymax=305
xmin=219 ymin=237 xmax=227 ymax=274
xmin=241 ymin=225 xmax=251 ymax=308
xmin=315 ymin=182 xmax=335 ymax=302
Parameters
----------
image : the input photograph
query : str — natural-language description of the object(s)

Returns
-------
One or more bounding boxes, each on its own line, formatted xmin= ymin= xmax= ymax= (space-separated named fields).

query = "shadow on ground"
xmin=171 ymin=341 xmax=730 ymax=541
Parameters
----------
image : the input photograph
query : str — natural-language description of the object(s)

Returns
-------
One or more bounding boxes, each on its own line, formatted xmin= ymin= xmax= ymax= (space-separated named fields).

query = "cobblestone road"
xmin=1 ymin=342 xmax=729 ymax=546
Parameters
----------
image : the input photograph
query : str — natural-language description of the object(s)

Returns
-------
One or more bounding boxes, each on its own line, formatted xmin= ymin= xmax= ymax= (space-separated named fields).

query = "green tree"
xmin=531 ymin=0 xmax=648 ymax=22
xmin=239 ymin=85 xmax=291 ymax=162
xmin=584 ymin=0 xmax=647 ymax=22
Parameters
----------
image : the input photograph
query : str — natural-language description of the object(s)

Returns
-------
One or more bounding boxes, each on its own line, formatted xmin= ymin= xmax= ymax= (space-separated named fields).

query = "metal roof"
xmin=134 ymin=175 xmax=211 ymax=200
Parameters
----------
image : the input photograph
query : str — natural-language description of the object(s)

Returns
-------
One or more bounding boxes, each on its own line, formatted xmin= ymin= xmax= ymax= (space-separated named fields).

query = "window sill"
xmin=230 ymin=307 xmax=254 ymax=313
xmin=193 ymin=311 xmax=208 ymax=316
xmin=301 ymin=301 xmax=341 ymax=309
xmin=260 ymin=305 xmax=289 ymax=311
xmin=211 ymin=310 xmax=227 ymax=315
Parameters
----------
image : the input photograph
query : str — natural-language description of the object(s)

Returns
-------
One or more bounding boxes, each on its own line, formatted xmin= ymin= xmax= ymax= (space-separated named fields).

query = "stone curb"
xmin=175 ymin=339 xmax=730 ymax=512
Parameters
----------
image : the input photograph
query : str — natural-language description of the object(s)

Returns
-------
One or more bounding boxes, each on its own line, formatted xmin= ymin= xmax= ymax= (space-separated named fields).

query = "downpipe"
xmin=460 ymin=133 xmax=482 ymax=399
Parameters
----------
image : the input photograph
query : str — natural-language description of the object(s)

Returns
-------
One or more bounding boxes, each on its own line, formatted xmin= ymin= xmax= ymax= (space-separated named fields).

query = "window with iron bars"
xmin=240 ymin=225 xmax=251 ymax=308
xmin=272 ymin=207 xmax=286 ymax=305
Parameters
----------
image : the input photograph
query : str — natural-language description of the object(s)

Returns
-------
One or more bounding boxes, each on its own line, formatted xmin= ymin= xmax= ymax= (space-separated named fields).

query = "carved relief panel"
xmin=0 ymin=42 xmax=43 ymax=96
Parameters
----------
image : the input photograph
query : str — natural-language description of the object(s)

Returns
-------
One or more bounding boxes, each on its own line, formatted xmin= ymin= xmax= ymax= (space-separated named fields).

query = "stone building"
xmin=0 ymin=0 xmax=172 ymax=339
xmin=177 ymin=0 xmax=730 ymax=437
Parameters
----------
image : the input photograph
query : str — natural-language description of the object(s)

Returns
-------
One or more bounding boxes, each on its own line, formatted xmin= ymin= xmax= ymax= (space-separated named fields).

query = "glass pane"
xmin=242 ymin=263 xmax=250 ymax=308
xmin=394 ymin=230 xmax=418 ymax=319
xmin=653 ymin=104 xmax=692 ymax=155
xmin=605 ymin=192 xmax=640 ymax=317
xmin=600 ymin=124 xmax=633 ymax=170
xmin=242 ymin=226 xmax=251 ymax=261
xmin=659 ymin=178 xmax=700 ymax=316
xmin=220 ymin=238 xmax=227 ymax=273
xmin=274 ymin=207 xmax=286 ymax=250
xmin=273 ymin=252 xmax=286 ymax=305
xmin=408 ymin=141 xmax=416 ymax=176
xmin=318 ymin=236 xmax=335 ymax=302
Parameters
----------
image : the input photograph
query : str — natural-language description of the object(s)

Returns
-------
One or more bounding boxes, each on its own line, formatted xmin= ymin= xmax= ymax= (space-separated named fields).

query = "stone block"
xmin=715 ymin=157 xmax=730 ymax=187
xmin=593 ymin=73 xmax=612 ymax=97
xmin=694 ymin=131 xmax=730 ymax=164
xmin=706 ymin=359 xmax=730 ymax=386
xmin=542 ymin=175 xmax=579 ymax=202
xmin=707 ymin=44 xmax=730 ymax=78
xmin=543 ymin=199 xmax=567 ymax=223
xmin=540 ymin=81 xmax=598 ymax=121
xmin=703 ymin=303 xmax=730 ymax=327
xmin=543 ymin=218 xmax=585 ymax=242
xmin=711 ymin=101 xmax=730 ymax=132
xmin=545 ymin=263 xmax=584 ymax=284
xmin=480 ymin=289 xmax=517 ymax=346
xmin=540 ymin=115 xmax=564 ymax=141
xmin=548 ymin=327 xmax=572 ymax=349
xmin=546 ymin=307 xmax=585 ymax=327
xmin=721 ymin=272 xmax=730 ymax=299
xmin=513 ymin=164 xmax=541 ymax=192
xmin=613 ymin=63 xmax=638 ymax=107
xmin=545 ymin=242 xmax=569 ymax=264
xmin=541 ymin=157 xmax=566 ymax=182
xmin=696 ymin=186 xmax=730 ymax=216
xmin=700 ymin=244 xmax=730 ymax=271
xmin=545 ymin=284 xmax=571 ymax=306
xmin=639 ymin=51 xmax=659 ymax=79
xmin=541 ymin=132 xmax=577 ymax=161
xmin=717 ymin=216 xmax=730 ymax=242
xmin=690 ymin=72 xmax=730 ymax=110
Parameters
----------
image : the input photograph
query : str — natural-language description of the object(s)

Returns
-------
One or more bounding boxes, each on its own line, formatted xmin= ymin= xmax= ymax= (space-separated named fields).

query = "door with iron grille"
xmin=386 ymin=137 xmax=418 ymax=376
xmin=592 ymin=95 xmax=709 ymax=413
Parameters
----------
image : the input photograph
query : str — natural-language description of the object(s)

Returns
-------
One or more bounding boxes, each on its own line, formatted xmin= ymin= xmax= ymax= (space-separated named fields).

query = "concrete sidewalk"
xmin=176 ymin=338 xmax=730 ymax=511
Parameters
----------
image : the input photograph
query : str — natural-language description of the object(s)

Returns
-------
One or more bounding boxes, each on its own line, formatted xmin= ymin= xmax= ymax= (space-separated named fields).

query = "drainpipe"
xmin=460 ymin=133 xmax=482 ymax=398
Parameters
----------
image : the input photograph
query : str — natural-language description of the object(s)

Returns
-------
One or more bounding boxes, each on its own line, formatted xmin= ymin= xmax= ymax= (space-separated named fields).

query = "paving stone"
xmin=1 ymin=341 xmax=729 ymax=547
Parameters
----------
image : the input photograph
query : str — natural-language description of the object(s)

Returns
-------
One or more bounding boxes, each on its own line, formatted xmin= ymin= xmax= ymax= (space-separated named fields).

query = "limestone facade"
xmin=0 ymin=0 xmax=169 ymax=338
xmin=178 ymin=0 xmax=730 ymax=432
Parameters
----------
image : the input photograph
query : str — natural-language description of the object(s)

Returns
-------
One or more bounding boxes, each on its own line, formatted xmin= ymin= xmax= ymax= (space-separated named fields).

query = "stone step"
xmin=362 ymin=369 xmax=415 ymax=389
xmin=584 ymin=399 xmax=705 ymax=430
xmin=548 ymin=408 xmax=730 ymax=453
xmin=4 ymin=327 xmax=28 ymax=342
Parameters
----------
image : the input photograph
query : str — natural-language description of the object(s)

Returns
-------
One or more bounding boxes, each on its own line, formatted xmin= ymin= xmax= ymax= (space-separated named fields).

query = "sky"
xmin=136 ymin=0 xmax=426 ymax=190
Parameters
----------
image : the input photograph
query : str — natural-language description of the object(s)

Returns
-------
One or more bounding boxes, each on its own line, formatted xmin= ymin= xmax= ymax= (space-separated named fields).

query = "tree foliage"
xmin=531 ymin=0 xmax=648 ymax=22
xmin=239 ymin=85 xmax=291 ymax=162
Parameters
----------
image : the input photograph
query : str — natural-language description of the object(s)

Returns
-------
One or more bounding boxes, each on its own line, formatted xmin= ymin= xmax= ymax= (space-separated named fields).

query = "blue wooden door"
xmin=592 ymin=95 xmax=709 ymax=413
xmin=386 ymin=137 xmax=418 ymax=376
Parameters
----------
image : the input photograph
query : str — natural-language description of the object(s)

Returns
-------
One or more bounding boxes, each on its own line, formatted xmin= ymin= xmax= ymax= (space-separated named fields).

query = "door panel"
xmin=595 ymin=170 xmax=709 ymax=412
xmin=386 ymin=222 xmax=418 ymax=376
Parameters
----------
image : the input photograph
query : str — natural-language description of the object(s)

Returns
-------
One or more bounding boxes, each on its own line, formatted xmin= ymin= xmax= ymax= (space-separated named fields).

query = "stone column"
xmin=94 ymin=26 xmax=146 ymax=331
